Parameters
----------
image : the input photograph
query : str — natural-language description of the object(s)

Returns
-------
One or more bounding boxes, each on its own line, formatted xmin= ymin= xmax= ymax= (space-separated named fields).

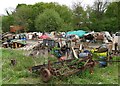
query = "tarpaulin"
xmin=39 ymin=34 xmax=50 ymax=39
xmin=66 ymin=30 xmax=87 ymax=37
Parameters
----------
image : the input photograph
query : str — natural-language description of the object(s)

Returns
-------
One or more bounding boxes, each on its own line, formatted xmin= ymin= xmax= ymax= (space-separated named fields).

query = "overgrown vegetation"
xmin=2 ymin=48 xmax=119 ymax=84
xmin=2 ymin=1 xmax=120 ymax=32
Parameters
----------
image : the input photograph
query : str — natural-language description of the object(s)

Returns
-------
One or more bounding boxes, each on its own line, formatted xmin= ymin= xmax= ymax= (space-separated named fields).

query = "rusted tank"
xmin=10 ymin=26 xmax=24 ymax=33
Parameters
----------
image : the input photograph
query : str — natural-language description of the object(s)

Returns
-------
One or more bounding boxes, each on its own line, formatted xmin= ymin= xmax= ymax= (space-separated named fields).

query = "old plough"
xmin=29 ymin=54 xmax=95 ymax=82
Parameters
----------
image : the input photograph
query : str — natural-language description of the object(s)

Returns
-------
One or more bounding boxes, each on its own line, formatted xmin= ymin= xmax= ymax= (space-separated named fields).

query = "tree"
xmin=13 ymin=5 xmax=35 ymax=32
xmin=88 ymin=0 xmax=109 ymax=31
xmin=54 ymin=5 xmax=73 ymax=31
xmin=118 ymin=1 xmax=120 ymax=31
xmin=0 ymin=16 xmax=2 ymax=33
xmin=35 ymin=9 xmax=64 ymax=32
xmin=85 ymin=6 xmax=93 ymax=31
xmin=89 ymin=1 xmax=119 ymax=32
xmin=93 ymin=0 xmax=109 ymax=19
xmin=33 ymin=2 xmax=73 ymax=31
xmin=2 ymin=15 xmax=14 ymax=32
xmin=14 ymin=2 xmax=73 ymax=32
xmin=103 ymin=2 xmax=119 ymax=32
xmin=105 ymin=2 xmax=118 ymax=18
xmin=72 ymin=2 xmax=88 ymax=30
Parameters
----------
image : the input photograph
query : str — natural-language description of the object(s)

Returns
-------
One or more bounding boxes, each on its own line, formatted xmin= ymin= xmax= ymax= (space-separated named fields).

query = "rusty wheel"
xmin=41 ymin=68 xmax=52 ymax=82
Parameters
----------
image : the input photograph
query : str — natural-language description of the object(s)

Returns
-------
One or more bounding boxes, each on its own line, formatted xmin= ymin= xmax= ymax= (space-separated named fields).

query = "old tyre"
xmin=41 ymin=68 xmax=52 ymax=82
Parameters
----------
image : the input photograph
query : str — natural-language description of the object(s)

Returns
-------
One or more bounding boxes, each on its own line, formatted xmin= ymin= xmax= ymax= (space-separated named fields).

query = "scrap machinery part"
xmin=30 ymin=55 xmax=96 ymax=82
xmin=41 ymin=68 xmax=52 ymax=82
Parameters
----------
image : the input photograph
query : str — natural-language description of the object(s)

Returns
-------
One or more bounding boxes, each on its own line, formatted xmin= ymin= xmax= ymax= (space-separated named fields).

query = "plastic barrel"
xmin=99 ymin=56 xmax=107 ymax=61
xmin=99 ymin=61 xmax=107 ymax=67
xmin=79 ymin=53 xmax=88 ymax=58
xmin=83 ymin=50 xmax=91 ymax=54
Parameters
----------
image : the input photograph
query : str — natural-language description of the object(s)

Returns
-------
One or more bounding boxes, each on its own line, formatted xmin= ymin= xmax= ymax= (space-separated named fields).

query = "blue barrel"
xmin=79 ymin=53 xmax=88 ymax=58
xmin=83 ymin=50 xmax=91 ymax=54
xmin=99 ymin=61 xmax=107 ymax=67
xmin=21 ymin=38 xmax=27 ymax=41
xmin=99 ymin=56 xmax=106 ymax=61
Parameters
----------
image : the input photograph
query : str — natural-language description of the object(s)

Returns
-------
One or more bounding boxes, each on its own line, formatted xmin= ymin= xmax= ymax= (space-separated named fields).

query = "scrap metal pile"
xmin=28 ymin=39 xmax=120 ymax=82
xmin=2 ymin=32 xmax=27 ymax=48
xmin=28 ymin=38 xmax=119 ymax=82
xmin=29 ymin=54 xmax=95 ymax=82
xmin=1 ymin=31 xmax=120 ymax=82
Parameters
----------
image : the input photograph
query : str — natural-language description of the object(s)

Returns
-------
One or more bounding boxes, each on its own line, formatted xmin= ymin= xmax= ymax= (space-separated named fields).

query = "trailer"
xmin=29 ymin=54 xmax=95 ymax=82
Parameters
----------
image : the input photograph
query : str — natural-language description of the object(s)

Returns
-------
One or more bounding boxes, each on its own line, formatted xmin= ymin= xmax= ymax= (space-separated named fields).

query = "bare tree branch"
xmin=93 ymin=0 xmax=109 ymax=18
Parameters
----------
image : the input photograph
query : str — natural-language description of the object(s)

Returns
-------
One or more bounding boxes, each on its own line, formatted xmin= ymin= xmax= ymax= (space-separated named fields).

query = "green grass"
xmin=1 ymin=48 xmax=120 ymax=84
xmin=0 ymin=48 xmax=2 ymax=85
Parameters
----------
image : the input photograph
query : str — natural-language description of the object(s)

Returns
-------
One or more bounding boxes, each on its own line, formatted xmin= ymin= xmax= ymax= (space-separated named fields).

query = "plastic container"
xmin=99 ymin=61 xmax=107 ymax=67
xmin=83 ymin=50 xmax=91 ymax=54
xmin=98 ymin=44 xmax=108 ymax=53
xmin=99 ymin=56 xmax=107 ymax=61
xmin=43 ymin=39 xmax=55 ymax=47
xmin=79 ymin=53 xmax=88 ymax=58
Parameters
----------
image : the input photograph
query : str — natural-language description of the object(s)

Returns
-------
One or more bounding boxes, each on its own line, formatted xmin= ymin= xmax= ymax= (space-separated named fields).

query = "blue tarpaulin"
xmin=66 ymin=30 xmax=87 ymax=37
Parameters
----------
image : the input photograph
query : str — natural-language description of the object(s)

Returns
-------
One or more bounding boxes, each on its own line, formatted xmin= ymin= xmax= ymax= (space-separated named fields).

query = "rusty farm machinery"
xmin=29 ymin=54 xmax=95 ymax=82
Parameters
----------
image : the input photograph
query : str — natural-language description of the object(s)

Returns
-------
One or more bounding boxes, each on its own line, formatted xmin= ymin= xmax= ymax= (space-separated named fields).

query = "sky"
xmin=0 ymin=0 xmax=95 ymax=15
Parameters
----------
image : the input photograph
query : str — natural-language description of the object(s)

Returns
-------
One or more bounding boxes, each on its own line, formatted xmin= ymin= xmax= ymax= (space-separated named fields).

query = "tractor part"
xmin=41 ymin=68 xmax=52 ymax=82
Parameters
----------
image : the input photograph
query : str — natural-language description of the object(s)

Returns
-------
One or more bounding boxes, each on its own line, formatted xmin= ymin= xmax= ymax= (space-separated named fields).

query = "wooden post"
xmin=15 ymin=42 xmax=17 ymax=48
xmin=71 ymin=47 xmax=78 ymax=59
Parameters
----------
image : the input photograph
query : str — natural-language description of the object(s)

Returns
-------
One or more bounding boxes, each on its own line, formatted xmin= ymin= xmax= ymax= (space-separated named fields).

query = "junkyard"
xmin=1 ymin=30 xmax=120 ymax=84
xmin=1 ymin=0 xmax=120 ymax=85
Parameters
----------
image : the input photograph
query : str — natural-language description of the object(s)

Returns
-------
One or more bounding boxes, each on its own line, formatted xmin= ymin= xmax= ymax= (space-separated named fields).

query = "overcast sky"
xmin=0 ymin=0 xmax=95 ymax=15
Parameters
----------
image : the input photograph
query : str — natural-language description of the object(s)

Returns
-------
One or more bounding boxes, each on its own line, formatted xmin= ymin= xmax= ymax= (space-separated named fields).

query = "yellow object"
xmin=91 ymin=48 xmax=97 ymax=53
xmin=96 ymin=52 xmax=107 ymax=57
xmin=91 ymin=49 xmax=107 ymax=57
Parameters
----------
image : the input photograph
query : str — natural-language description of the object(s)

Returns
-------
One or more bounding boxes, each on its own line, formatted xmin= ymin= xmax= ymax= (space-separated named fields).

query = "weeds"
xmin=2 ymin=48 xmax=119 ymax=84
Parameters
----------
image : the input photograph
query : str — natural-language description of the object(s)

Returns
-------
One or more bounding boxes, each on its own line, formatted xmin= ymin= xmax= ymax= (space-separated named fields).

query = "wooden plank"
xmin=71 ymin=47 xmax=78 ymax=59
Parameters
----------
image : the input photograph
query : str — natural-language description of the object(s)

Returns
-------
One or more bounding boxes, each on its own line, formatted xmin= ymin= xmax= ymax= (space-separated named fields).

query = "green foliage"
xmin=2 ymin=15 xmax=14 ymax=32
xmin=2 ymin=2 xmax=74 ymax=32
xmin=88 ymin=1 xmax=119 ymax=32
xmin=72 ymin=3 xmax=88 ymax=30
xmin=35 ymin=9 xmax=64 ymax=32
xmin=13 ymin=5 xmax=35 ymax=31
xmin=2 ymin=49 xmax=45 ymax=84
xmin=81 ymin=27 xmax=90 ymax=31
xmin=0 ymin=17 xmax=1 ymax=27
xmin=2 ymin=49 xmax=119 ymax=84
xmin=118 ymin=2 xmax=120 ymax=30
xmin=0 ymin=16 xmax=2 ymax=33
xmin=1 ymin=1 xmax=120 ymax=32
xmin=54 ymin=5 xmax=73 ymax=31
xmin=105 ymin=2 xmax=118 ymax=18
xmin=33 ymin=2 xmax=73 ymax=32
xmin=104 ymin=2 xmax=119 ymax=32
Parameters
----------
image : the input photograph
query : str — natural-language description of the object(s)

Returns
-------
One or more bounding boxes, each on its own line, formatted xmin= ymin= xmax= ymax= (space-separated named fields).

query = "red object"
xmin=10 ymin=26 xmax=24 ymax=33
xmin=39 ymin=35 xmax=50 ymax=39
xmin=59 ymin=56 xmax=66 ymax=61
